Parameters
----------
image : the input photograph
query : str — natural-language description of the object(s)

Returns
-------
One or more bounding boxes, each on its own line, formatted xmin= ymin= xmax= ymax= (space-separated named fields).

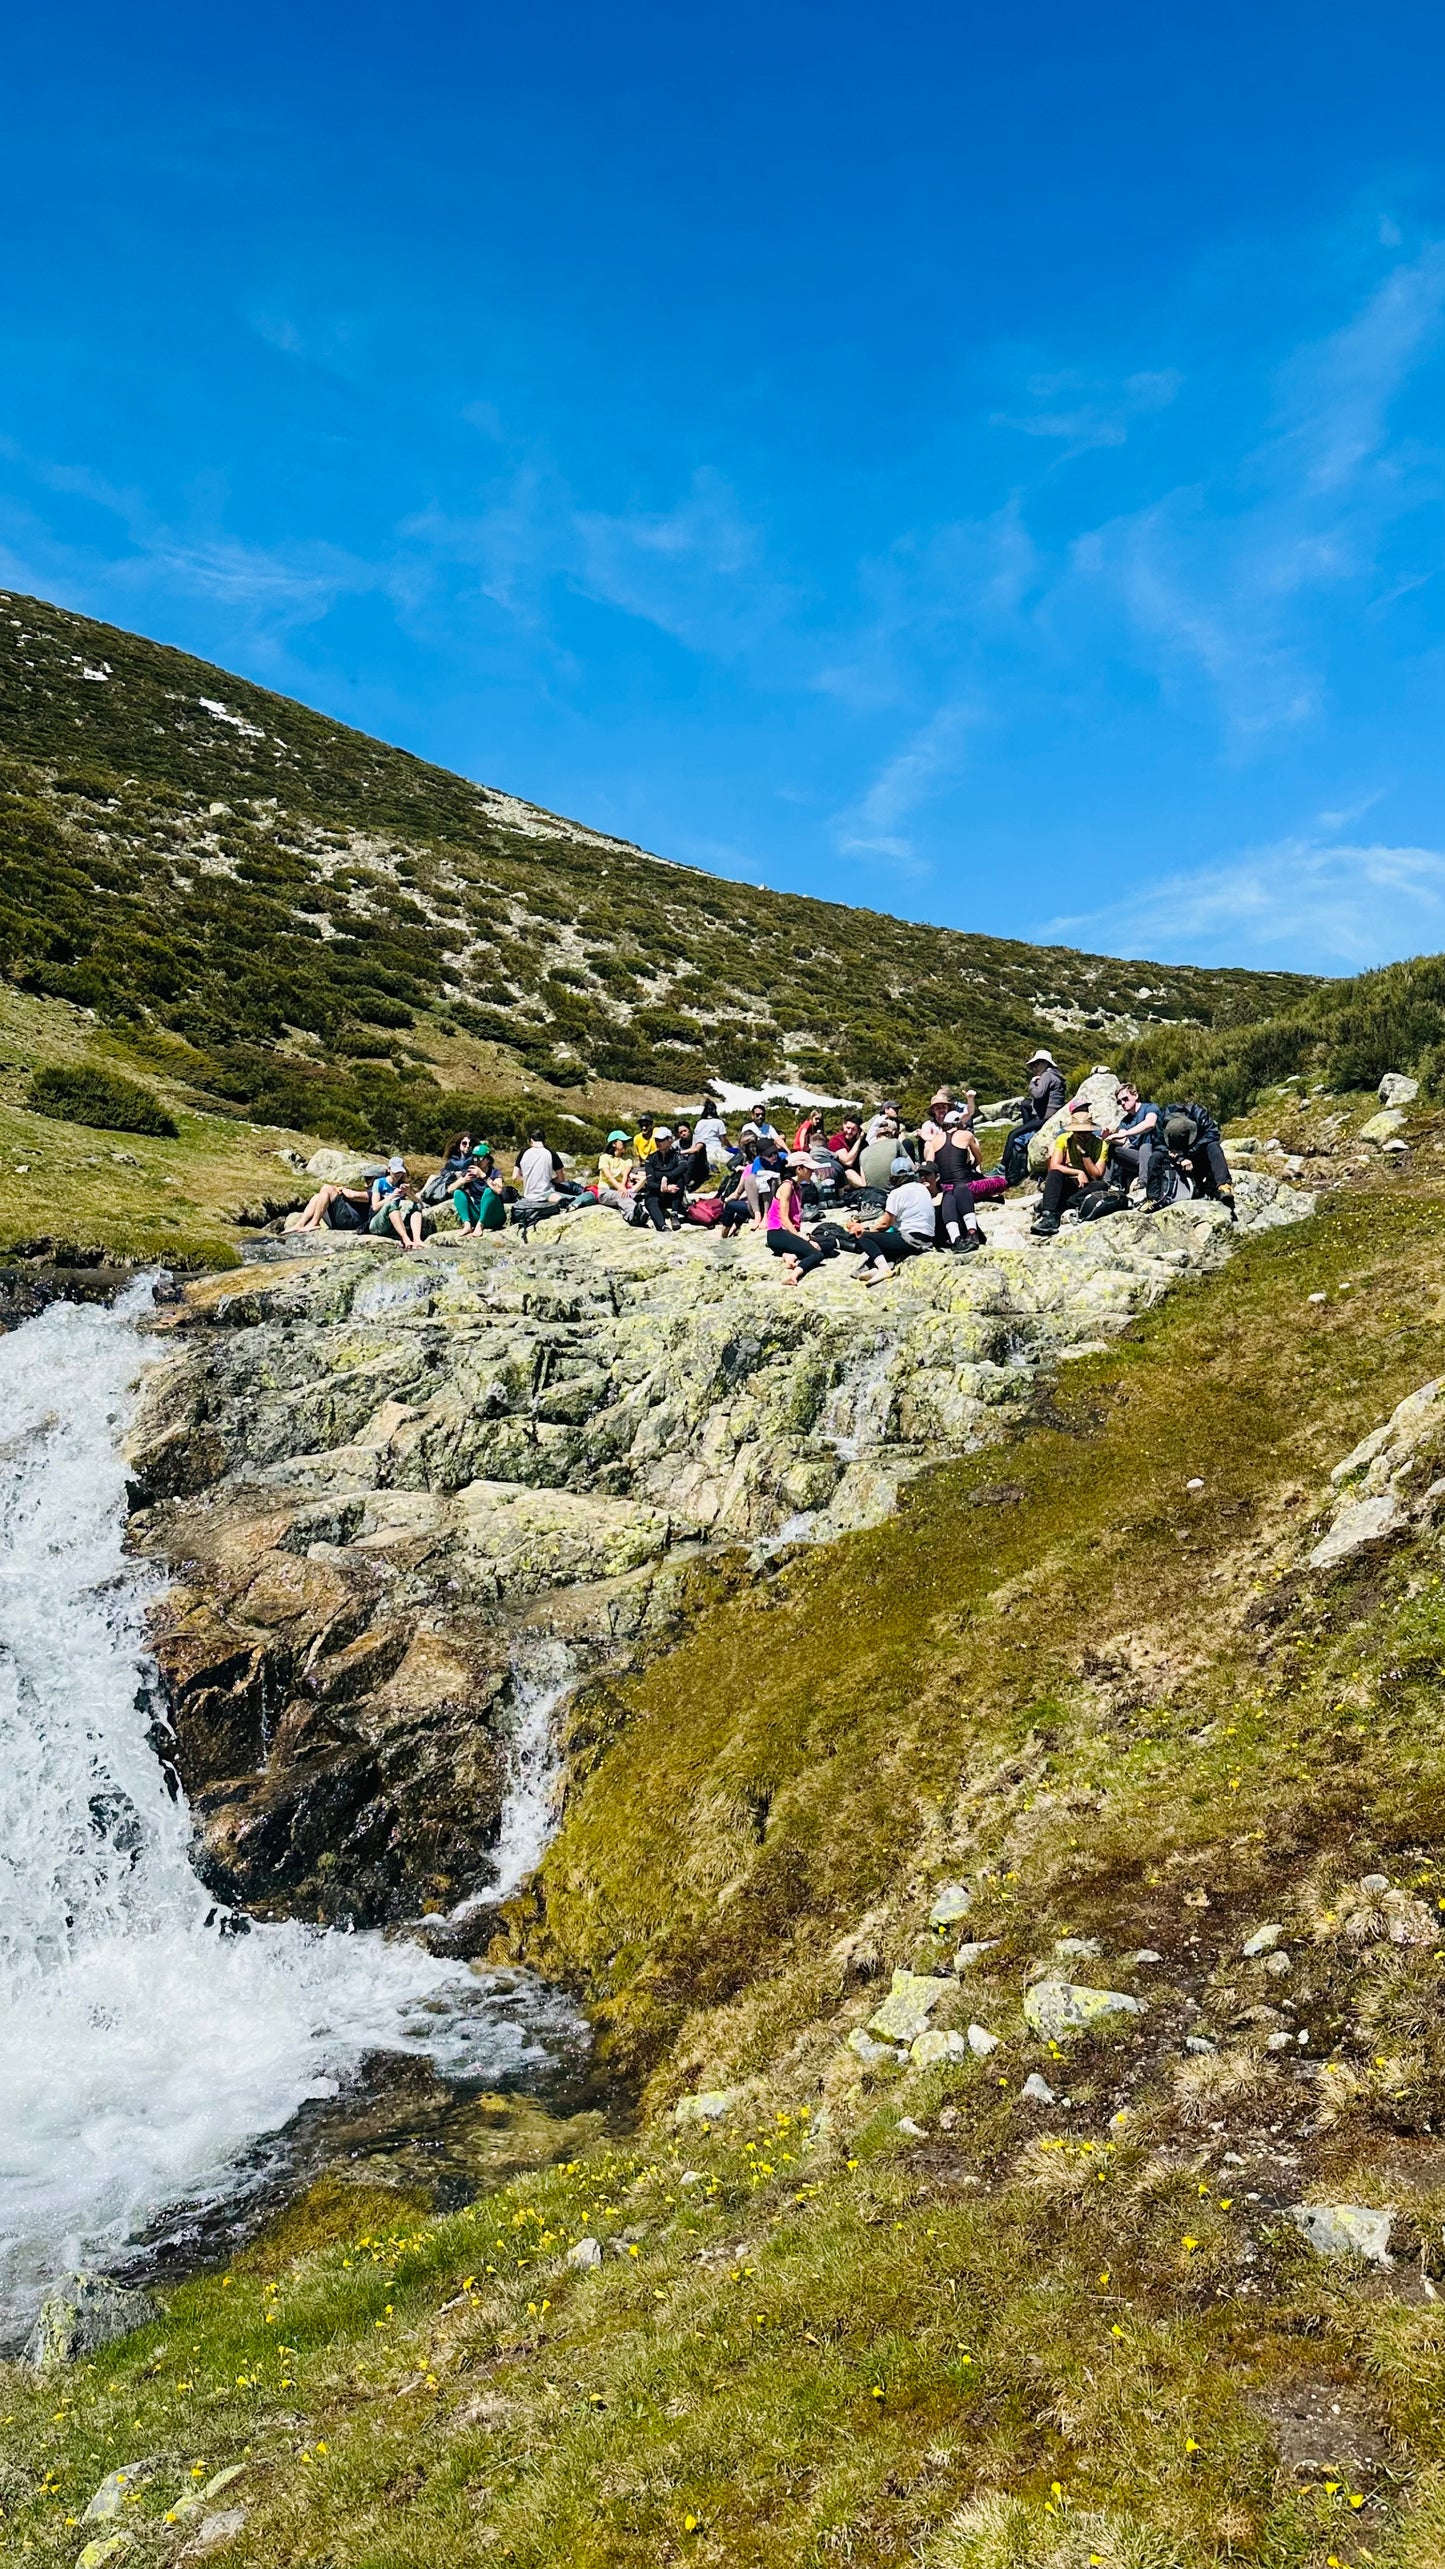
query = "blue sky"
xmin=2 ymin=2 xmax=1443 ymax=977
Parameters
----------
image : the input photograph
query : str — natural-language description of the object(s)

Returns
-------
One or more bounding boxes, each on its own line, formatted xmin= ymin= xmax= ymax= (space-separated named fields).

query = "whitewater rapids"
xmin=0 ymin=1284 xmax=577 ymax=2339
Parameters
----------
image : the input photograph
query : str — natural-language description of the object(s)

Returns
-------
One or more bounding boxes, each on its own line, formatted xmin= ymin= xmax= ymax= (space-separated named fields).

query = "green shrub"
xmin=28 ymin=1063 xmax=180 ymax=1136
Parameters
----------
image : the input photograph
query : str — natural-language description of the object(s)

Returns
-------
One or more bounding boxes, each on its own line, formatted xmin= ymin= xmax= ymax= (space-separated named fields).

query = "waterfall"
xmin=821 ymin=1335 xmax=898 ymax=1461
xmin=488 ymin=1644 xmax=572 ymax=1902
xmin=0 ymin=1288 xmax=577 ymax=2340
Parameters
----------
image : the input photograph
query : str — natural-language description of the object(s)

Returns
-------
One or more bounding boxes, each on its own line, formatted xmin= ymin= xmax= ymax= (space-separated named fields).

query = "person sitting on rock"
xmin=638 ymin=1127 xmax=690 ymax=1229
xmin=849 ymin=1160 xmax=941 ymax=1283
xmin=452 ymin=1150 xmax=507 ymax=1235
xmin=693 ymin=1101 xmax=729 ymax=1164
xmin=290 ymin=1166 xmax=376 ymax=1232
xmin=858 ymin=1116 xmax=908 ymax=1195
xmin=596 ymin=1129 xmax=637 ymax=1212
xmin=918 ymin=1088 xmax=956 ymax=1156
xmin=370 ymin=1160 xmax=428 ymax=1249
xmin=791 ymin=1106 xmax=825 ymax=1154
xmin=1031 ymin=1103 xmax=1106 ymax=1236
xmin=932 ymin=1122 xmax=987 ymax=1252
xmin=632 ymin=1113 xmax=658 ymax=1163
xmin=865 ymin=1097 xmax=902 ymax=1142
xmin=1100 ymin=1085 xmax=1162 ymax=1196
xmin=765 ymin=1159 xmax=826 ymax=1282
xmin=830 ymin=1116 xmax=867 ymax=1188
xmin=1156 ymin=1105 xmax=1236 ymax=1218
xmin=674 ymin=1120 xmax=711 ymax=1190
xmin=1001 ymin=1048 xmax=1066 ymax=1185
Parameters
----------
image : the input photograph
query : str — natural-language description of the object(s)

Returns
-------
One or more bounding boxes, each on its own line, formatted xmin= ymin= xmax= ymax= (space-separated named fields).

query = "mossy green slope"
xmin=1 ymin=589 xmax=1314 ymax=1135
xmin=11 ymin=1155 xmax=1445 ymax=2563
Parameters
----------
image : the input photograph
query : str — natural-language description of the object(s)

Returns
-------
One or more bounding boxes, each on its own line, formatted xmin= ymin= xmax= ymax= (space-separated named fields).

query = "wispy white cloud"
xmin=992 ymin=366 xmax=1182 ymax=455
xmin=836 ymin=700 xmax=982 ymax=863
xmin=572 ymin=467 xmax=788 ymax=651
xmin=1053 ymin=831 xmax=1445 ymax=973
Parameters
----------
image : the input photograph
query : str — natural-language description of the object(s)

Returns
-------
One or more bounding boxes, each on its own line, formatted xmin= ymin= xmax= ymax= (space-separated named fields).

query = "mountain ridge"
xmin=0 ymin=589 xmax=1318 ymax=1144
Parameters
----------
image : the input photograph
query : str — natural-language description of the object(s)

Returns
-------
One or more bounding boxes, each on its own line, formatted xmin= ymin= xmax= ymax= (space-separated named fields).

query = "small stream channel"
xmin=0 ymin=1283 xmax=593 ymax=2350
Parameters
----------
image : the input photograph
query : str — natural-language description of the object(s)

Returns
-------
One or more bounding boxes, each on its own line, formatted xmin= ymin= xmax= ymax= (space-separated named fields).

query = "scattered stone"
xmin=1022 ymin=1981 xmax=1143 ymax=2041
xmin=929 ymin=1883 xmax=973 ymax=1927
xmin=178 ymin=2508 xmax=248 ymax=2559
xmin=847 ymin=2028 xmax=905 ymax=2070
xmin=1134 ymin=1949 xmax=1162 ymax=1965
xmin=1307 ymin=1292 xmax=1327 ymax=1305
xmin=304 ymin=1146 xmax=386 ymax=1185
xmin=910 ymin=2028 xmax=970 ymax=2069
xmin=1241 ymin=1923 xmax=1283 ymax=1957
xmin=1185 ymin=1475 xmax=1205 ymax=1490
xmin=1108 ymin=2108 xmax=1131 ymax=2132
xmin=1267 ymin=2031 xmax=1293 ymax=2051
xmin=1184 ymin=2035 xmax=1217 ymax=2054
xmin=167 ymin=2468 xmax=246 ymax=2525
xmin=76 ymin=2539 xmax=132 ymax=2569
xmin=1053 ymin=1935 xmax=1102 ymax=1961
xmin=678 ymin=2171 xmax=704 ymax=2188
xmin=82 ymin=2463 xmax=158 ymax=2522
xmin=566 ymin=2237 xmax=604 ymax=2270
xmin=868 ymin=1971 xmax=953 ymax=2044
xmin=1361 ymin=1107 xmax=1408 ymax=1143
xmin=938 ymin=2106 xmax=959 ymax=2130
xmin=953 ymin=1939 xmax=1001 ymax=1973
xmin=26 ymin=2272 xmax=159 ymax=2368
xmin=1310 ymin=1491 xmax=1404 ymax=1570
xmin=673 ymin=2088 xmax=738 ymax=2125
xmin=1361 ymin=1872 xmax=1390 ymax=1894
xmin=896 ymin=2116 xmax=929 ymax=2139
xmin=967 ymin=2023 xmax=1001 ymax=2057
xmin=1021 ymin=2073 xmax=1056 ymax=2104
xmin=1264 ymin=1950 xmax=1292 ymax=1977
xmin=1378 ymin=1072 xmax=1419 ymax=1107
xmin=1287 ymin=2203 xmax=1395 ymax=2266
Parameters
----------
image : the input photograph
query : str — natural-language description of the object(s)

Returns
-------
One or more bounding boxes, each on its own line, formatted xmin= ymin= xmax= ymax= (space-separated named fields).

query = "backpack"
xmin=684 ymin=1196 xmax=727 ymax=1227
xmin=1076 ymin=1184 xmax=1129 ymax=1222
xmin=1146 ymin=1151 xmax=1187 ymax=1210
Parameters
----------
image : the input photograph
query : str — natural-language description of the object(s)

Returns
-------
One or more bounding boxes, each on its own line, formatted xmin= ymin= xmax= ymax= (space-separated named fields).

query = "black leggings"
xmin=938 ymin=1183 xmax=980 ymax=1232
xmin=1038 ymin=1167 xmax=1089 ymax=1220
xmin=861 ymin=1229 xmax=928 ymax=1267
xmin=640 ymin=1190 xmax=684 ymax=1229
xmin=767 ymin=1228 xmax=825 ymax=1275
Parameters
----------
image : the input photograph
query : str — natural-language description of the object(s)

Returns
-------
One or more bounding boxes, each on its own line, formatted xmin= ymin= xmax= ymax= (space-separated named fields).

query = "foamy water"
xmin=0 ymin=1286 xmax=579 ymax=2338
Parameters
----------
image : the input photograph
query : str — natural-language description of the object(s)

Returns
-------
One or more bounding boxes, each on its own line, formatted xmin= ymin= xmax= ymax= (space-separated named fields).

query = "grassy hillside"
xmin=11 ymin=1137 xmax=1445 ymax=2564
xmin=1 ymin=590 xmax=1315 ymax=1158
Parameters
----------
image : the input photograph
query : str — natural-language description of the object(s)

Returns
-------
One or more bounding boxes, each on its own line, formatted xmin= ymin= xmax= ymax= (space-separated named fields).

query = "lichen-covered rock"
xmin=929 ymin=1883 xmax=973 ymax=1926
xmin=1287 ymin=2203 xmax=1395 ymax=2265
xmin=1312 ymin=1377 xmax=1445 ymax=1569
xmin=1378 ymin=1072 xmax=1419 ymax=1107
xmin=127 ymin=1173 xmax=1311 ymax=1921
xmin=1360 ymin=1107 xmax=1408 ymax=1143
xmin=82 ymin=2461 xmax=158 ymax=2521
xmin=25 ymin=2272 xmax=159 ymax=2367
xmin=910 ymin=2028 xmax=970 ymax=2067
xmin=868 ymin=1971 xmax=953 ymax=2043
xmin=1022 ymin=1981 xmax=1143 ymax=2041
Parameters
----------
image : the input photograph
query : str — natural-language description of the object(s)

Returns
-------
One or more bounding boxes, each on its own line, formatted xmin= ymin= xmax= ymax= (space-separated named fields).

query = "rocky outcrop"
xmin=1310 ymin=1376 xmax=1445 ymax=1569
xmin=128 ymin=1177 xmax=1310 ymax=1927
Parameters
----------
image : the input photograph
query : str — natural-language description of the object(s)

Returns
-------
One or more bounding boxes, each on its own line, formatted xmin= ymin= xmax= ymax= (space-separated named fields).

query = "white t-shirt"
xmin=886 ymin=1181 xmax=935 ymax=1245
xmin=518 ymin=1143 xmax=555 ymax=1203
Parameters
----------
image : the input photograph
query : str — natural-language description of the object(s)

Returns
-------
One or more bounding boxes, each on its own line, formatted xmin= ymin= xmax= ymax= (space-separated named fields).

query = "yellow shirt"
xmin=632 ymin=1132 xmax=659 ymax=1160
xmin=597 ymin=1150 xmax=632 ymax=1189
xmin=1053 ymin=1127 xmax=1103 ymax=1172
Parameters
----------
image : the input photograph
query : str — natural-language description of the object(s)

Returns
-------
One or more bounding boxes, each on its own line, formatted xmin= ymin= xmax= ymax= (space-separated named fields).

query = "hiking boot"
xmin=1030 ymin=1214 xmax=1060 ymax=1237
xmin=951 ymin=1230 xmax=984 ymax=1253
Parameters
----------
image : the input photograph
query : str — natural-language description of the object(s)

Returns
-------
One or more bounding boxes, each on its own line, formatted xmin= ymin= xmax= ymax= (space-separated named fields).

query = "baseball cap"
xmin=607 ymin=1128 xmax=628 ymax=1143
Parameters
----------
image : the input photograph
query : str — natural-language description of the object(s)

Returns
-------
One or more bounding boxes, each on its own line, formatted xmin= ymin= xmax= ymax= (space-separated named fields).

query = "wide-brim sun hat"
xmin=1027 ymin=1048 xmax=1057 ymax=1067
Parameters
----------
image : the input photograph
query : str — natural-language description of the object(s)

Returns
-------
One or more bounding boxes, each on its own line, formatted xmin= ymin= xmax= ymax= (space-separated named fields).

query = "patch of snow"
xmin=197 ymin=698 xmax=265 ymax=741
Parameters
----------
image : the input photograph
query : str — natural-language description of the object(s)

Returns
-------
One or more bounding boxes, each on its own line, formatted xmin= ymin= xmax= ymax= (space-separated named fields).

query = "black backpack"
xmin=1076 ymin=1183 xmax=1130 ymax=1222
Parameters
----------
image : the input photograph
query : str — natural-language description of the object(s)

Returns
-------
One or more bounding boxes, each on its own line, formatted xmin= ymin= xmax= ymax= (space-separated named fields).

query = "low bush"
xmin=27 ymin=1062 xmax=179 ymax=1136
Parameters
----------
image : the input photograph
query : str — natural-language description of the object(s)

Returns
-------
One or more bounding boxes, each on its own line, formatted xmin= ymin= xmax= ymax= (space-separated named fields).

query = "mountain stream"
xmin=0 ymin=1286 xmax=583 ymax=2344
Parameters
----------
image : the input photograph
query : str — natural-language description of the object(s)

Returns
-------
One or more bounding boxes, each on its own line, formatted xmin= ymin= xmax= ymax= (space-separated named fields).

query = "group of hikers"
xmin=288 ymin=1045 xmax=1235 ymax=1282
